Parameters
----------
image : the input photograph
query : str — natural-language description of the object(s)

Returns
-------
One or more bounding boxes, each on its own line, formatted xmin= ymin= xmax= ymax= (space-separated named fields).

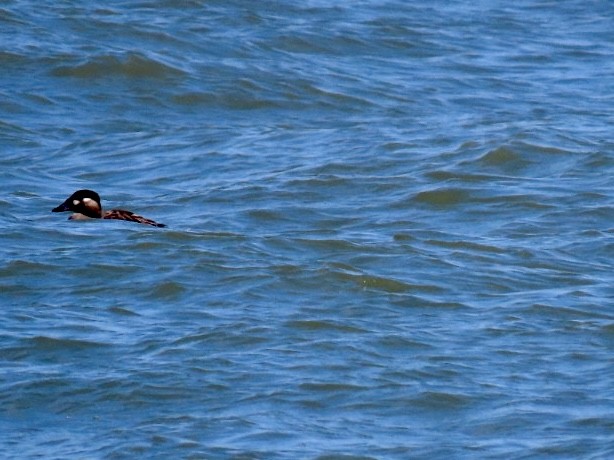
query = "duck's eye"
xmin=73 ymin=199 xmax=80 ymax=206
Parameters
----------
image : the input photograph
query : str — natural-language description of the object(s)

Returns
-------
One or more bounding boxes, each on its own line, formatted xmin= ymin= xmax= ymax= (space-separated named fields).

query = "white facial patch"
xmin=73 ymin=199 xmax=80 ymax=206
xmin=83 ymin=197 xmax=94 ymax=204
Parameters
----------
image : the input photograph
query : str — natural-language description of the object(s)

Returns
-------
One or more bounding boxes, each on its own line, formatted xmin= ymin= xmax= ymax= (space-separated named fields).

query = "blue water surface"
xmin=1 ymin=1 xmax=613 ymax=458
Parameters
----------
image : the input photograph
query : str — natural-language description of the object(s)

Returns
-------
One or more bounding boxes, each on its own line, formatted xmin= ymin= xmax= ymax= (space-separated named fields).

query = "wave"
xmin=51 ymin=52 xmax=185 ymax=79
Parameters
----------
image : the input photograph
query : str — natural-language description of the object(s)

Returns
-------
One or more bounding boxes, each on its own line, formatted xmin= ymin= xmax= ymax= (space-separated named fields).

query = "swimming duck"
xmin=52 ymin=189 xmax=166 ymax=227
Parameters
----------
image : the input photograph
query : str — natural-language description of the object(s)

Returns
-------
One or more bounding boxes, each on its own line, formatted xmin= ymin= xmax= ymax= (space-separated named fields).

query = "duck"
xmin=52 ymin=189 xmax=166 ymax=227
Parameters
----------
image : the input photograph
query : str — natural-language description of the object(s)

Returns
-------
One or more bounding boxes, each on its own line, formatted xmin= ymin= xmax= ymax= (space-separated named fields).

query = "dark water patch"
xmin=582 ymin=150 xmax=614 ymax=171
xmin=333 ymin=271 xmax=443 ymax=295
xmin=72 ymin=262 xmax=142 ymax=276
xmin=170 ymin=325 xmax=272 ymax=349
xmin=246 ymin=208 xmax=286 ymax=222
xmin=412 ymin=391 xmax=471 ymax=410
xmin=524 ymin=303 xmax=613 ymax=322
xmin=286 ymin=174 xmax=353 ymax=191
xmin=0 ymin=50 xmax=27 ymax=64
xmin=0 ymin=120 xmax=38 ymax=137
xmin=270 ymin=263 xmax=303 ymax=276
xmin=425 ymin=170 xmax=503 ymax=184
xmin=465 ymin=142 xmax=581 ymax=178
xmin=391 ymin=233 xmax=416 ymax=242
xmin=123 ymin=383 xmax=193 ymax=403
xmin=161 ymin=229 xmax=247 ymax=243
xmin=391 ymin=296 xmax=466 ymax=310
xmin=295 ymin=237 xmax=366 ymax=253
xmin=174 ymin=89 xmax=283 ymax=110
xmin=474 ymin=146 xmax=533 ymax=170
xmin=375 ymin=334 xmax=433 ymax=351
xmin=147 ymin=281 xmax=186 ymax=300
xmin=299 ymin=382 xmax=368 ymax=393
xmin=424 ymin=238 xmax=506 ymax=255
xmin=268 ymin=30 xmax=372 ymax=57
xmin=108 ymin=305 xmax=140 ymax=316
xmin=412 ymin=187 xmax=471 ymax=208
xmin=315 ymin=455 xmax=377 ymax=460
xmin=172 ymin=325 xmax=271 ymax=348
xmin=51 ymin=52 xmax=185 ymax=79
xmin=475 ymin=192 xmax=556 ymax=210
xmin=0 ymin=259 xmax=56 ymax=276
xmin=285 ymin=320 xmax=366 ymax=334
xmin=0 ymin=7 xmax=30 ymax=27
xmin=128 ymin=241 xmax=167 ymax=251
xmin=171 ymin=91 xmax=216 ymax=106
xmin=296 ymin=81 xmax=375 ymax=108
xmin=26 ymin=335 xmax=110 ymax=352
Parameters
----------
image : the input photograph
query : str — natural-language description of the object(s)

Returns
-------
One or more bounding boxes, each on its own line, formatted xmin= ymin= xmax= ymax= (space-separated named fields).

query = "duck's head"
xmin=52 ymin=189 xmax=103 ymax=218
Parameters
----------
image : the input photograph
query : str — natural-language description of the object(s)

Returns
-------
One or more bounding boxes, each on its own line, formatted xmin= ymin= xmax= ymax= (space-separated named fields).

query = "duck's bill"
xmin=52 ymin=201 xmax=70 ymax=212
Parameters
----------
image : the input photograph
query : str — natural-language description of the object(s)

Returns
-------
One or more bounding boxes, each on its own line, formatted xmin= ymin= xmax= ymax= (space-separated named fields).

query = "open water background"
xmin=1 ymin=1 xmax=613 ymax=458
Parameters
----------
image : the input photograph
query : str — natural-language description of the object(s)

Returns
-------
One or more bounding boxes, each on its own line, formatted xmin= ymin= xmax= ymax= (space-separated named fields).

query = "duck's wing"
xmin=103 ymin=209 xmax=166 ymax=227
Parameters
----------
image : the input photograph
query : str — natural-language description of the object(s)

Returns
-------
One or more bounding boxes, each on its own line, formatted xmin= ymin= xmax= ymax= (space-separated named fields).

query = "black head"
xmin=52 ymin=189 xmax=103 ymax=218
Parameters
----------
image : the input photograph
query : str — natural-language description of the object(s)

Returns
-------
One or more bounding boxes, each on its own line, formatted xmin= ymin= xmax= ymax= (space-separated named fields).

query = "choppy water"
xmin=1 ymin=1 xmax=613 ymax=458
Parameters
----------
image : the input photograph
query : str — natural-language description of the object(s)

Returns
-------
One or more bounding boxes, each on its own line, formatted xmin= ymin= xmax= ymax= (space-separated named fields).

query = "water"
xmin=1 ymin=1 xmax=613 ymax=458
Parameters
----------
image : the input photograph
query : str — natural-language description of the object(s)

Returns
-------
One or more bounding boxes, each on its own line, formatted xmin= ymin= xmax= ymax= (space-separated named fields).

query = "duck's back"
xmin=103 ymin=209 xmax=166 ymax=227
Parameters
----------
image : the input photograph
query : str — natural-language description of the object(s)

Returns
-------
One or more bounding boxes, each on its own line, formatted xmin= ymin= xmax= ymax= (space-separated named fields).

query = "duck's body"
xmin=52 ymin=189 xmax=166 ymax=228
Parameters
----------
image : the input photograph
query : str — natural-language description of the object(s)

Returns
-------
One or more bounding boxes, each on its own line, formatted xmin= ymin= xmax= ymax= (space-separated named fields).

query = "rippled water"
xmin=1 ymin=1 xmax=613 ymax=458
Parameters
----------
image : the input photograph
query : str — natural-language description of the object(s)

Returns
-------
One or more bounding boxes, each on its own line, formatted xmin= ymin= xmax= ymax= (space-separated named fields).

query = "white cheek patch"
xmin=73 ymin=199 xmax=80 ymax=206
xmin=83 ymin=197 xmax=94 ymax=204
